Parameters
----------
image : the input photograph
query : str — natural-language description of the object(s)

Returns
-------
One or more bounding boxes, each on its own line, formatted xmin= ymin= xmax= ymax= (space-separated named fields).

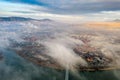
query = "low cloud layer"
xmin=0 ymin=18 xmax=120 ymax=80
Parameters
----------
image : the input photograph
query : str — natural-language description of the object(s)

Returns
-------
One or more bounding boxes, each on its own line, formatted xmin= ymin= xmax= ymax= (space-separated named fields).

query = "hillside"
xmin=84 ymin=22 xmax=120 ymax=29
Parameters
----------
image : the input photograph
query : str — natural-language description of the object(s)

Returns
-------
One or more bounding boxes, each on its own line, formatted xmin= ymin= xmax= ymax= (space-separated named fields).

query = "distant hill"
xmin=113 ymin=19 xmax=120 ymax=22
xmin=0 ymin=17 xmax=53 ymax=22
xmin=0 ymin=17 xmax=34 ymax=21
xmin=83 ymin=21 xmax=120 ymax=29
xmin=39 ymin=19 xmax=53 ymax=22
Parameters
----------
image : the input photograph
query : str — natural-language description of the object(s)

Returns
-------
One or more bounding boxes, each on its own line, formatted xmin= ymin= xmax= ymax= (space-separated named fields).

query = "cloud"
xmin=0 ymin=1 xmax=46 ymax=13
xmin=84 ymin=11 xmax=120 ymax=21
xmin=29 ymin=0 xmax=120 ymax=14
xmin=2 ymin=0 xmax=120 ymax=14
xmin=0 ymin=1 xmax=85 ymax=22
xmin=0 ymin=0 xmax=120 ymax=22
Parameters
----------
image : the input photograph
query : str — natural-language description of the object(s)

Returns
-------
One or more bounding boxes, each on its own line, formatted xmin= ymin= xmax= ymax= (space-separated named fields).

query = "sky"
xmin=0 ymin=0 xmax=120 ymax=22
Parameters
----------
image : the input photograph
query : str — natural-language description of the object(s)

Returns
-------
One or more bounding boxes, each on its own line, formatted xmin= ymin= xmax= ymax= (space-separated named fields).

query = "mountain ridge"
xmin=0 ymin=16 xmax=53 ymax=22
